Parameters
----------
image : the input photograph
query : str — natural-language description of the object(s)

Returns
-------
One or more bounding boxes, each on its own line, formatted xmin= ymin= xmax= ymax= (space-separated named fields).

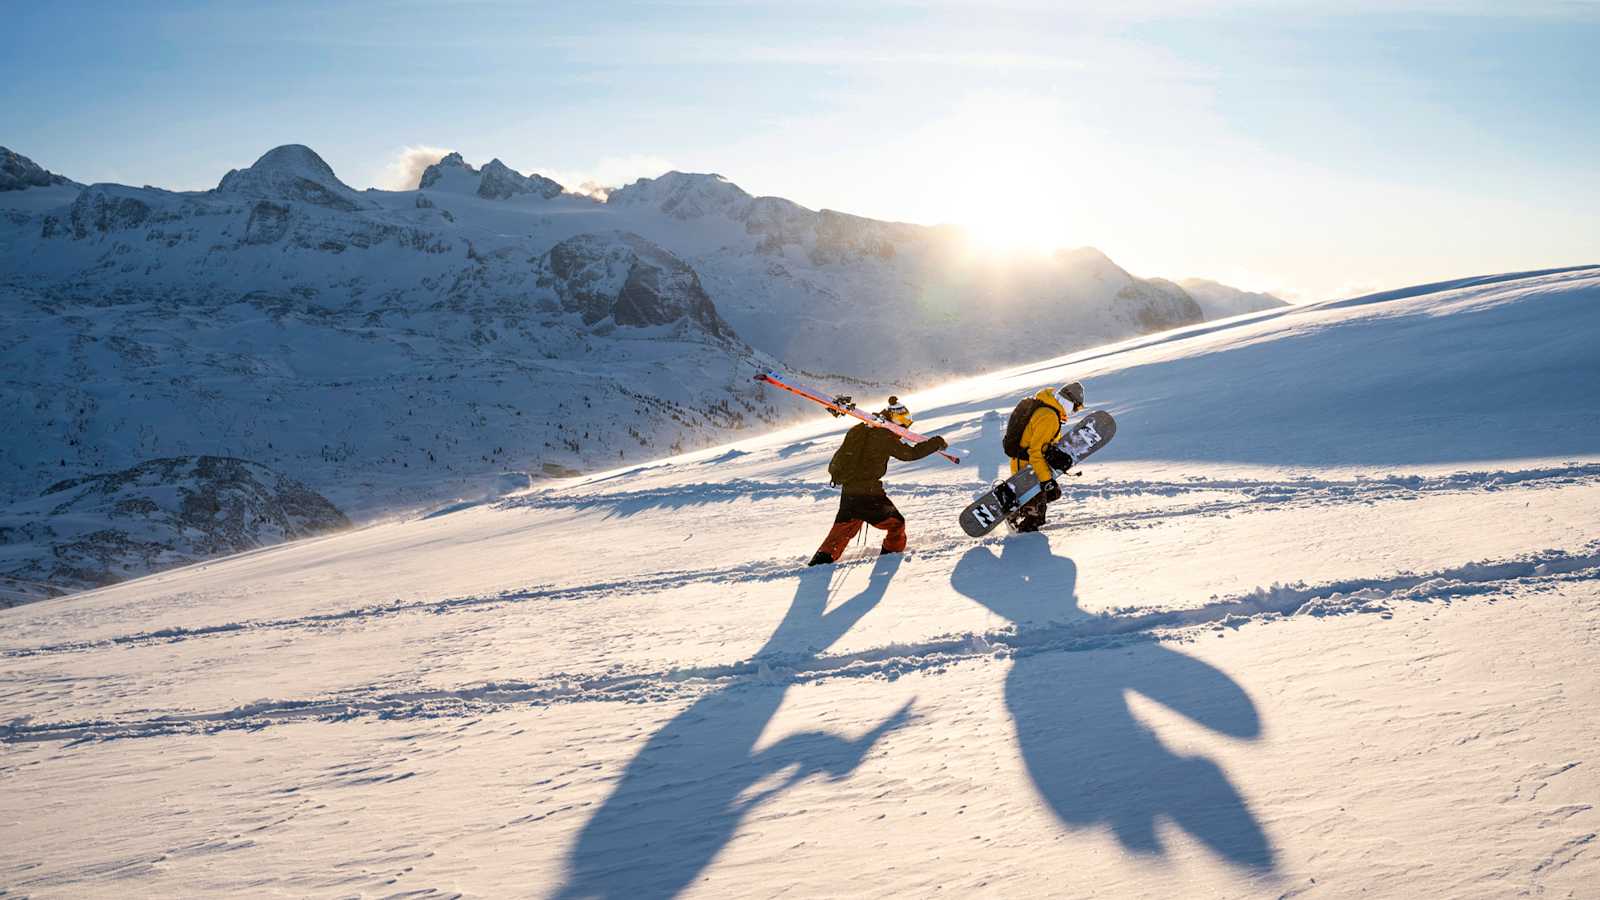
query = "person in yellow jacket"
xmin=1003 ymin=382 xmax=1085 ymax=532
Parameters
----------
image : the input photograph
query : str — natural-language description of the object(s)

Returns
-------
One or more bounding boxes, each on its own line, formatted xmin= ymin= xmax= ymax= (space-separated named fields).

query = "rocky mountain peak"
xmin=418 ymin=151 xmax=474 ymax=189
xmin=0 ymin=146 xmax=78 ymax=192
xmin=1055 ymin=246 xmax=1119 ymax=270
xmin=607 ymin=171 xmax=752 ymax=220
xmin=478 ymin=158 xmax=564 ymax=201
xmin=247 ymin=144 xmax=340 ymax=181
xmin=216 ymin=144 xmax=364 ymax=211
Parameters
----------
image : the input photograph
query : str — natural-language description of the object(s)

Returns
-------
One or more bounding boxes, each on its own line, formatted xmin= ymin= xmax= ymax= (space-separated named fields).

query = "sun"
xmin=959 ymin=196 xmax=1068 ymax=256
xmin=915 ymin=104 xmax=1081 ymax=257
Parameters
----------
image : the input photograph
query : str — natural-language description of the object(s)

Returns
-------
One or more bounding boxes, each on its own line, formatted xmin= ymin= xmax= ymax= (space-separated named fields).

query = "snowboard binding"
xmin=993 ymin=480 xmax=1017 ymax=509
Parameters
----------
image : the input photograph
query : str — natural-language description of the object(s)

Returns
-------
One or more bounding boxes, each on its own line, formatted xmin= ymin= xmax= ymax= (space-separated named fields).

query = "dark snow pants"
xmin=816 ymin=492 xmax=907 ymax=561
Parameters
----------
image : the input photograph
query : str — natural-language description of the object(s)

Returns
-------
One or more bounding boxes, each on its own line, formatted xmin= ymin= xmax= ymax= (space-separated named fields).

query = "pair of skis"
xmin=753 ymin=371 xmax=962 ymax=465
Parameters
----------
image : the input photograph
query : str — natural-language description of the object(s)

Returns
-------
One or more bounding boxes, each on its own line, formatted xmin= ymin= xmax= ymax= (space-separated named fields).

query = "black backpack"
xmin=1002 ymin=397 xmax=1058 ymax=460
xmin=828 ymin=424 xmax=869 ymax=485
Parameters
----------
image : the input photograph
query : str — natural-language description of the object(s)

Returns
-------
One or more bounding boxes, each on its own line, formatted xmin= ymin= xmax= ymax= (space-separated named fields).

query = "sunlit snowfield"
xmin=4 ymin=267 xmax=1598 ymax=897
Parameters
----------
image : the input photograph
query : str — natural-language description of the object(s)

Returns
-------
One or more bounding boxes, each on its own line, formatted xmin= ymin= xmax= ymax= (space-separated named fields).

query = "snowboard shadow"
xmin=950 ymin=534 xmax=1277 ymax=872
xmin=554 ymin=554 xmax=913 ymax=900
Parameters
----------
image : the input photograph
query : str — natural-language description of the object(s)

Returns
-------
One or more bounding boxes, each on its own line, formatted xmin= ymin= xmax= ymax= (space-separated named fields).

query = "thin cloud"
xmin=535 ymin=155 xmax=676 ymax=199
xmin=380 ymin=145 xmax=454 ymax=190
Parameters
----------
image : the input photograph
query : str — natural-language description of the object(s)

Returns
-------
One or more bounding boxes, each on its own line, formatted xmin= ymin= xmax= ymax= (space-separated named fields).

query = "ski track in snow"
xmin=7 ymin=545 xmax=1597 ymax=745
xmin=8 ymin=461 xmax=1596 ymax=661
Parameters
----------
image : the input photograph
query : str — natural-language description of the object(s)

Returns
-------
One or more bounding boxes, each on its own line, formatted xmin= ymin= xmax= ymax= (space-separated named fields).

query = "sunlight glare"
xmin=919 ymin=99 xmax=1081 ymax=257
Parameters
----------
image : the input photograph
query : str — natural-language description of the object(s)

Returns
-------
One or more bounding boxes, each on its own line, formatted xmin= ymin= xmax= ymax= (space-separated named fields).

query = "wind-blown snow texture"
xmin=2 ymin=267 xmax=1597 ymax=897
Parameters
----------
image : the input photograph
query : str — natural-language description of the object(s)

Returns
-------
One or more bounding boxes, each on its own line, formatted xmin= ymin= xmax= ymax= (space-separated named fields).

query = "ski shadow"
xmin=554 ymin=555 xmax=913 ymax=899
xmin=950 ymin=535 xmax=1277 ymax=872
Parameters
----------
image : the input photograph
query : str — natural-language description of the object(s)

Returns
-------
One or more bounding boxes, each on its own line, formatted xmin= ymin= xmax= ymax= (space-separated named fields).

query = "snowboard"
xmin=959 ymin=409 xmax=1117 ymax=537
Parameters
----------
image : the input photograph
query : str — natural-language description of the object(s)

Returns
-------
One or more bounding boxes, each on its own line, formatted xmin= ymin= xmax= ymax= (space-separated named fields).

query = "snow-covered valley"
xmin=3 ymin=266 xmax=1597 ymax=897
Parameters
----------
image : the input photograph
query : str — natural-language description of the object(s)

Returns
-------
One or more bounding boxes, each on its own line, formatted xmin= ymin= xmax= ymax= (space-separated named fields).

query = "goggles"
xmin=1059 ymin=382 xmax=1085 ymax=412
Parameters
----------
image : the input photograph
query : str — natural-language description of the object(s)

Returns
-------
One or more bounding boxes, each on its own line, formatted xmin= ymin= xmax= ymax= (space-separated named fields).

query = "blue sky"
xmin=4 ymin=0 xmax=1596 ymax=299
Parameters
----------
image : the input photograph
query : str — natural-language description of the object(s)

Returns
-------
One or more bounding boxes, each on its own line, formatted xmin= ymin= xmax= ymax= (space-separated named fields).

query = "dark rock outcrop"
xmin=0 ymin=147 xmax=76 ymax=192
xmin=537 ymin=231 xmax=731 ymax=337
xmin=1115 ymin=278 xmax=1205 ymax=333
xmin=68 ymin=186 xmax=153 ymax=237
xmin=478 ymin=158 xmax=563 ymax=200
xmin=419 ymin=151 xmax=472 ymax=189
xmin=0 ymin=456 xmax=349 ymax=604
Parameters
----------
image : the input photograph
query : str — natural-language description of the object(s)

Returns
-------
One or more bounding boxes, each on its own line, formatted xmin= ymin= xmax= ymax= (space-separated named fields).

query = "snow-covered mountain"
xmin=0 ymin=145 xmax=779 ymax=525
xmin=1 ymin=147 xmax=80 ymax=193
xmin=0 ymin=142 xmax=1256 ymax=589
xmin=1179 ymin=277 xmax=1289 ymax=318
xmin=3 ymin=266 xmax=1596 ymax=896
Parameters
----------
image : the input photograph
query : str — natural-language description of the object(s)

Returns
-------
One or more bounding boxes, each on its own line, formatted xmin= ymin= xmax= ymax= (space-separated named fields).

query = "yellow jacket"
xmin=1009 ymin=388 xmax=1068 ymax=482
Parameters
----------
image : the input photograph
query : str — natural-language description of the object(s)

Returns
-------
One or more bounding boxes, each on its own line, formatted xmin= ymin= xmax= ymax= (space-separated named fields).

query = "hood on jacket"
xmin=1034 ymin=387 xmax=1067 ymax=418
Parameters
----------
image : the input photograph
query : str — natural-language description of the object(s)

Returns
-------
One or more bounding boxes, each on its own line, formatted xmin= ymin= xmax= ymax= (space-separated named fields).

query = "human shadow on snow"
xmin=972 ymin=408 xmax=1004 ymax=486
xmin=950 ymin=534 xmax=1277 ymax=872
xmin=554 ymin=555 xmax=913 ymax=899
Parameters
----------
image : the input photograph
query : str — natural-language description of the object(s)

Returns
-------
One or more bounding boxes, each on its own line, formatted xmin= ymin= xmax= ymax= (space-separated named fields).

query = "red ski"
xmin=754 ymin=371 xmax=961 ymax=465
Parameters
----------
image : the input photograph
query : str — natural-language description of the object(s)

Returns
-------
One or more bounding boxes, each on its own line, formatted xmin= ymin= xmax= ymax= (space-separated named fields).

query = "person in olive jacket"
xmin=809 ymin=398 xmax=948 ymax=566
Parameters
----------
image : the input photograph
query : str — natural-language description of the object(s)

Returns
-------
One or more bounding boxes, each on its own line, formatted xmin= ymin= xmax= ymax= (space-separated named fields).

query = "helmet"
xmin=881 ymin=396 xmax=914 ymax=427
xmin=1058 ymin=381 xmax=1085 ymax=412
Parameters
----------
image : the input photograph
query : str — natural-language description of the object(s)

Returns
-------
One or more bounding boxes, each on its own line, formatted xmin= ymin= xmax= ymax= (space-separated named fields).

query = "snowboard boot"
xmin=1010 ymin=499 xmax=1047 ymax=533
xmin=807 ymin=550 xmax=835 ymax=567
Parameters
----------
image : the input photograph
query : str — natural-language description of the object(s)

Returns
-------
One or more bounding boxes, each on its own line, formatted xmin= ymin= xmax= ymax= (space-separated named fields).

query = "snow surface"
xmin=2 ymin=268 xmax=1599 ymax=897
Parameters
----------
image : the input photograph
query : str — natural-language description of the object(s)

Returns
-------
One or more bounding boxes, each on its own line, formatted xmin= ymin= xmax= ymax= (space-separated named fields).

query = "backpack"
xmin=828 ymin=424 xmax=870 ymax=485
xmin=1002 ymin=397 xmax=1058 ymax=460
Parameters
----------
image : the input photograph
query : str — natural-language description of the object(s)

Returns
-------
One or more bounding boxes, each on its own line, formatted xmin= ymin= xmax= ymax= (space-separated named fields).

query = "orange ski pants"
xmin=816 ymin=493 xmax=907 ymax=561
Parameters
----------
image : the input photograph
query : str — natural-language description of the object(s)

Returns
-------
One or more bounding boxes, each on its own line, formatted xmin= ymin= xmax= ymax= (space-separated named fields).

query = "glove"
xmin=1043 ymin=444 xmax=1074 ymax=472
xmin=1039 ymin=478 xmax=1062 ymax=502
xmin=929 ymin=436 xmax=948 ymax=451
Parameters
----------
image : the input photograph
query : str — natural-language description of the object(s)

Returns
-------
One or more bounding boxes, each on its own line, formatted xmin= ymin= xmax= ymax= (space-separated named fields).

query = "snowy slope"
xmin=3 ymin=267 xmax=1598 ymax=897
